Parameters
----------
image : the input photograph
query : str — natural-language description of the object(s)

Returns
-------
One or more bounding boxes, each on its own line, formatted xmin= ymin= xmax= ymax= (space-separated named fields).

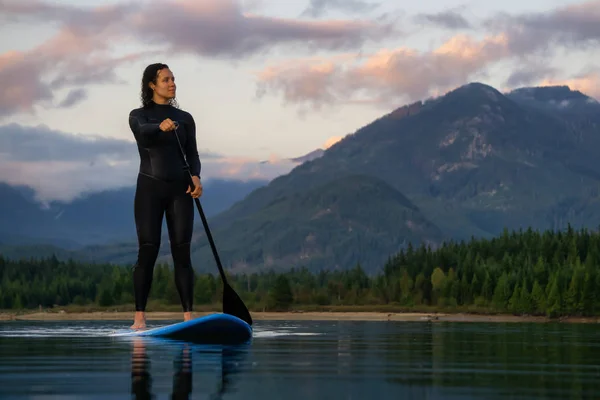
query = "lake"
xmin=0 ymin=319 xmax=598 ymax=399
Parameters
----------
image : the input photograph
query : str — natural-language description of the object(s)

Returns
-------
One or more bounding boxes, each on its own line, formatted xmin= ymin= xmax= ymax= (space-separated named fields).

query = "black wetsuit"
xmin=128 ymin=101 xmax=201 ymax=312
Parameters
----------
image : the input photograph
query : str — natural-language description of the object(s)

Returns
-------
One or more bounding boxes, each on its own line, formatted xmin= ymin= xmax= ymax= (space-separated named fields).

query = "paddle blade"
xmin=223 ymin=282 xmax=253 ymax=326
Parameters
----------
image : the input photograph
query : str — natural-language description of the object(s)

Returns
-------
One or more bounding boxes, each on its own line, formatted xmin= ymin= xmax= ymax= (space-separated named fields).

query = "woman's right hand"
xmin=159 ymin=118 xmax=177 ymax=132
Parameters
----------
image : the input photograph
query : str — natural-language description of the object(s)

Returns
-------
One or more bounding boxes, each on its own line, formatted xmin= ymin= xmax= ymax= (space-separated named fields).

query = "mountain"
xmin=211 ymin=83 xmax=600 ymax=231
xmin=73 ymin=174 xmax=444 ymax=272
xmin=174 ymin=174 xmax=443 ymax=273
xmin=0 ymin=182 xmax=82 ymax=249
xmin=0 ymin=178 xmax=269 ymax=249
xmin=506 ymin=85 xmax=599 ymax=118
xmin=170 ymin=82 xmax=600 ymax=272
xmin=290 ymin=148 xmax=325 ymax=163
xmin=5 ymin=82 xmax=600 ymax=275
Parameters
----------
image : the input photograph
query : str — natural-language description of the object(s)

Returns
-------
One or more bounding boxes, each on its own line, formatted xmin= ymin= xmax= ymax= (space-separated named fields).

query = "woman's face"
xmin=151 ymin=68 xmax=176 ymax=100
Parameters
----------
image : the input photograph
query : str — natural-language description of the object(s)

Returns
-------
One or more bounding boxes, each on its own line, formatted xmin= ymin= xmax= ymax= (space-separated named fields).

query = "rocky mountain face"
xmin=209 ymin=84 xmax=599 ymax=231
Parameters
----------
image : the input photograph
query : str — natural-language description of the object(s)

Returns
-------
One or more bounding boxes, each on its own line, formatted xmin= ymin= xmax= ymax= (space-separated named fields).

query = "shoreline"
xmin=1 ymin=311 xmax=598 ymax=324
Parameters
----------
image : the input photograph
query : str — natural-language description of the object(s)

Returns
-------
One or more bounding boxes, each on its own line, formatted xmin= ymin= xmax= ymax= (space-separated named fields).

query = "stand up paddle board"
xmin=111 ymin=313 xmax=252 ymax=345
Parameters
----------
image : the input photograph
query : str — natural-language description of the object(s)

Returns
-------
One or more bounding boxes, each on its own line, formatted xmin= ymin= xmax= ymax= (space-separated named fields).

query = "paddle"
xmin=172 ymin=122 xmax=253 ymax=326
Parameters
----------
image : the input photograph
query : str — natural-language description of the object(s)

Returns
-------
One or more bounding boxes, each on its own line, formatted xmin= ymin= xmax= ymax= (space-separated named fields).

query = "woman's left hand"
xmin=187 ymin=176 xmax=203 ymax=198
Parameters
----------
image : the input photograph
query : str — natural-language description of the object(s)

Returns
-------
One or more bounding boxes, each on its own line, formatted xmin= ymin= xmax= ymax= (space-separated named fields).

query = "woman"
xmin=128 ymin=63 xmax=203 ymax=329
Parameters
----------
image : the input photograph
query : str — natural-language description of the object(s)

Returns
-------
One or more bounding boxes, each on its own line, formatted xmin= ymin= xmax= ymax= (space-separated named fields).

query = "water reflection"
xmin=130 ymin=337 xmax=249 ymax=400
xmin=1 ymin=320 xmax=599 ymax=399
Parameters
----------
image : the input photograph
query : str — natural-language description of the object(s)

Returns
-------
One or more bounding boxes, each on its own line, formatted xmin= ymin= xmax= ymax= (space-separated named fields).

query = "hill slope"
xmin=180 ymin=174 xmax=443 ymax=273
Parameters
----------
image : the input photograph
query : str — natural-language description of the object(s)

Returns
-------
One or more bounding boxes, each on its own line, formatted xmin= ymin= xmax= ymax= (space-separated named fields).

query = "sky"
xmin=0 ymin=0 xmax=599 ymax=203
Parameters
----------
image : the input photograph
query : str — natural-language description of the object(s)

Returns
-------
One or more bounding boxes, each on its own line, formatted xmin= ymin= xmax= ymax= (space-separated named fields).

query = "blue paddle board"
xmin=111 ymin=313 xmax=252 ymax=345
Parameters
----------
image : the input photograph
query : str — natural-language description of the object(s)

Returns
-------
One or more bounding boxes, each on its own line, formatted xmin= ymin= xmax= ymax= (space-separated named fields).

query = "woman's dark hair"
xmin=140 ymin=62 xmax=178 ymax=108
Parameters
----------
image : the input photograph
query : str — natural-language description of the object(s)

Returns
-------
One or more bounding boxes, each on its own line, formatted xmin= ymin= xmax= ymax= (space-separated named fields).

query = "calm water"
xmin=0 ymin=319 xmax=599 ymax=399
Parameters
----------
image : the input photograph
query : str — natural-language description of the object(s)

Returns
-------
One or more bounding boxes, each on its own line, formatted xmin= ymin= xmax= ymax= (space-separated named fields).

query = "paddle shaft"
xmin=172 ymin=124 xmax=229 ymax=285
xmin=192 ymin=196 xmax=229 ymax=285
xmin=171 ymin=122 xmax=253 ymax=326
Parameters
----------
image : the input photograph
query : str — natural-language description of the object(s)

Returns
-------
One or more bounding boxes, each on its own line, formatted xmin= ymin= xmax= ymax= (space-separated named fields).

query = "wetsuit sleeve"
xmin=129 ymin=109 xmax=161 ymax=140
xmin=185 ymin=114 xmax=201 ymax=177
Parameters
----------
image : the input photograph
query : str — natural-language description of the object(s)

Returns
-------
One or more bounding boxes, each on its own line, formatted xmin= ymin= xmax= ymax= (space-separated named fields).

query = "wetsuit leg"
xmin=133 ymin=174 xmax=166 ymax=312
xmin=165 ymin=180 xmax=195 ymax=312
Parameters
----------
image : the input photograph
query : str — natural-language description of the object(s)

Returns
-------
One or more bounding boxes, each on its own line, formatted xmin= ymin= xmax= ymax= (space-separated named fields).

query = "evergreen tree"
xmin=269 ymin=275 xmax=294 ymax=311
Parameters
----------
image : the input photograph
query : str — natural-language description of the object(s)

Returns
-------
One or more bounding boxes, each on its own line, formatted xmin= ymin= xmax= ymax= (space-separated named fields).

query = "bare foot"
xmin=130 ymin=311 xmax=146 ymax=330
xmin=183 ymin=311 xmax=193 ymax=322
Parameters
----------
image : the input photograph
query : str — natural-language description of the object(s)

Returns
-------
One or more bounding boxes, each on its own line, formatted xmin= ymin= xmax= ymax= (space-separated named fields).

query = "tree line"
xmin=1 ymin=225 xmax=599 ymax=317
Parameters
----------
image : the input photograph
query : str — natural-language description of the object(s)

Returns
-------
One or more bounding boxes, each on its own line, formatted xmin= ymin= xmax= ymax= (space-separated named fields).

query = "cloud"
xmin=57 ymin=89 xmax=88 ymax=109
xmin=0 ymin=30 xmax=150 ymax=118
xmin=0 ymin=123 xmax=134 ymax=163
xmin=0 ymin=123 xmax=298 ymax=202
xmin=0 ymin=51 xmax=53 ymax=117
xmin=0 ymin=0 xmax=394 ymax=118
xmin=483 ymin=0 xmax=600 ymax=54
xmin=209 ymin=154 xmax=298 ymax=181
xmin=323 ymin=136 xmax=342 ymax=149
xmin=538 ymin=71 xmax=600 ymax=100
xmin=301 ymin=0 xmax=380 ymax=18
xmin=256 ymin=33 xmax=510 ymax=109
xmin=132 ymin=1 xmax=393 ymax=58
xmin=414 ymin=10 xmax=471 ymax=30
xmin=256 ymin=1 xmax=600 ymax=109
xmin=0 ymin=157 xmax=137 ymax=204
xmin=505 ymin=65 xmax=559 ymax=87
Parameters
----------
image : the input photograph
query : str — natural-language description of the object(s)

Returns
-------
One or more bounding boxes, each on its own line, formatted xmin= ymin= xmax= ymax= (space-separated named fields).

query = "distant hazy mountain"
xmin=0 ymin=178 xmax=269 ymax=249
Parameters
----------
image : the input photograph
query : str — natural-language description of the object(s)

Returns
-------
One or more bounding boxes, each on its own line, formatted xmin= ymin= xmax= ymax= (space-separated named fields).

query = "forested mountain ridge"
xmin=176 ymin=82 xmax=600 ymax=272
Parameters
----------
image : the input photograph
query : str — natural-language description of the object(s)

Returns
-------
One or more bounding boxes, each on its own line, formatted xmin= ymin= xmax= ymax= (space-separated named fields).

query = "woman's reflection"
xmin=172 ymin=343 xmax=192 ymax=399
xmin=132 ymin=337 xmax=152 ymax=399
xmin=130 ymin=337 xmax=248 ymax=399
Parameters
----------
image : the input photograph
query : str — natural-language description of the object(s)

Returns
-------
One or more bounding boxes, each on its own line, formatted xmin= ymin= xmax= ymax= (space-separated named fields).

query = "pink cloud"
xmin=0 ymin=4 xmax=150 ymax=117
xmin=127 ymin=0 xmax=393 ymax=57
xmin=0 ymin=0 xmax=393 ymax=118
xmin=538 ymin=71 xmax=600 ymax=100
xmin=323 ymin=136 xmax=342 ymax=149
xmin=256 ymin=33 xmax=511 ymax=108
xmin=256 ymin=0 xmax=600 ymax=109
xmin=0 ymin=51 xmax=53 ymax=116
xmin=0 ymin=46 xmax=148 ymax=117
xmin=205 ymin=155 xmax=297 ymax=181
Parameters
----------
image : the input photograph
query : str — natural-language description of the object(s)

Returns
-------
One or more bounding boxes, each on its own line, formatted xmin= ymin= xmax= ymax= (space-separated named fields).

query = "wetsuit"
xmin=128 ymin=101 xmax=201 ymax=313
